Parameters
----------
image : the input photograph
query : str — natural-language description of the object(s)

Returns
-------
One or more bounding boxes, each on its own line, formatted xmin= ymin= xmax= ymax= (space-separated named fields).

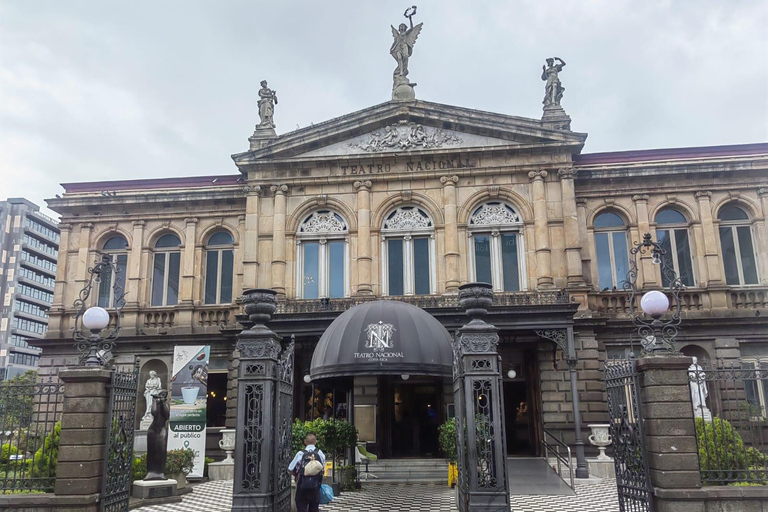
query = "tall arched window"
xmin=297 ymin=211 xmax=348 ymax=299
xmin=151 ymin=233 xmax=181 ymax=306
xmin=381 ymin=206 xmax=435 ymax=296
xmin=97 ymin=235 xmax=128 ymax=308
xmin=655 ymin=208 xmax=694 ymax=287
xmin=467 ymin=202 xmax=525 ymax=292
xmin=204 ymin=231 xmax=235 ymax=304
xmin=594 ymin=211 xmax=629 ymax=291
xmin=718 ymin=204 xmax=758 ymax=286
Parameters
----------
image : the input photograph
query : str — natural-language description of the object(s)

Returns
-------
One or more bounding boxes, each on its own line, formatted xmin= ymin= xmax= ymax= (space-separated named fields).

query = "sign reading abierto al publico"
xmin=168 ymin=345 xmax=210 ymax=478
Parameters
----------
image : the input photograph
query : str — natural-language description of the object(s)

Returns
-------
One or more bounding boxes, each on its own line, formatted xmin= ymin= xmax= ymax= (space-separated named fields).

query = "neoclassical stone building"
xmin=39 ymin=97 xmax=768 ymax=462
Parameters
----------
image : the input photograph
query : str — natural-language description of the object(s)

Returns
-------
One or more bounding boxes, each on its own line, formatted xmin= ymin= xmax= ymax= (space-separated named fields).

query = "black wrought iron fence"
xmin=0 ymin=371 xmax=64 ymax=494
xmin=688 ymin=358 xmax=768 ymax=485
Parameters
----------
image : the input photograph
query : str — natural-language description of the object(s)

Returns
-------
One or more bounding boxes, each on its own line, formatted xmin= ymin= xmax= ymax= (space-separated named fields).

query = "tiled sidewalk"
xmin=134 ymin=479 xmax=620 ymax=512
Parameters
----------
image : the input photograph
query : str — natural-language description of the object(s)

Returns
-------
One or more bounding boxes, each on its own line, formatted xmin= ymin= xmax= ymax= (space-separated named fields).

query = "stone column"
xmin=441 ymin=175 xmax=461 ymax=293
xmin=243 ymin=185 xmax=261 ymax=290
xmin=632 ymin=194 xmax=655 ymax=287
xmin=695 ymin=191 xmax=723 ymax=286
xmin=354 ymin=180 xmax=373 ymax=295
xmin=270 ymin=185 xmax=288 ymax=297
xmin=54 ymin=367 xmax=113 ymax=510
xmin=180 ymin=218 xmax=198 ymax=305
xmin=635 ymin=355 xmax=702 ymax=511
xmin=529 ymin=171 xmax=554 ymax=288
xmin=454 ymin=283 xmax=510 ymax=511
xmin=757 ymin=188 xmax=768 ymax=285
xmin=232 ymin=289 xmax=294 ymax=512
xmin=558 ymin=169 xmax=585 ymax=287
xmin=127 ymin=221 xmax=145 ymax=308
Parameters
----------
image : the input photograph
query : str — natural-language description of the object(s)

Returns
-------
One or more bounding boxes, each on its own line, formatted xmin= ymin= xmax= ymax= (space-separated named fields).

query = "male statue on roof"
xmin=390 ymin=6 xmax=423 ymax=100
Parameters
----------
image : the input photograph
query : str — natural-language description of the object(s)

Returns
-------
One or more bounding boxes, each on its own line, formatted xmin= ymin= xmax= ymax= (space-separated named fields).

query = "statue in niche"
xmin=541 ymin=57 xmax=566 ymax=107
xmin=257 ymin=80 xmax=278 ymax=128
xmin=390 ymin=6 xmax=423 ymax=85
xmin=142 ymin=370 xmax=163 ymax=420
xmin=688 ymin=357 xmax=711 ymax=421
xmin=145 ymin=391 xmax=171 ymax=480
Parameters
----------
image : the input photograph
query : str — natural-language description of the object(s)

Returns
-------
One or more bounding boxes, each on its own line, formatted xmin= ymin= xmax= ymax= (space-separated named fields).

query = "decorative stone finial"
xmin=390 ymin=6 xmax=423 ymax=101
xmin=458 ymin=282 xmax=494 ymax=324
xmin=241 ymin=288 xmax=278 ymax=329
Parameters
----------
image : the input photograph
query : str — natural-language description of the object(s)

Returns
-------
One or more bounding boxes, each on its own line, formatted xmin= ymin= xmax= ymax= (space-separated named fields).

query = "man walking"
xmin=289 ymin=433 xmax=326 ymax=512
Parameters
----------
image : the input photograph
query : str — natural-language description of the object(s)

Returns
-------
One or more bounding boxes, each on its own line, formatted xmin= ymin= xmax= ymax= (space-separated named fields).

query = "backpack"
xmin=297 ymin=450 xmax=324 ymax=491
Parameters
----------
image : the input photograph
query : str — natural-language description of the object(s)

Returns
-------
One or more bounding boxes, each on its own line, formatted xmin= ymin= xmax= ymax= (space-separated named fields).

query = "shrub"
xmin=292 ymin=419 xmax=311 ymax=453
xmin=695 ymin=417 xmax=747 ymax=485
xmin=438 ymin=419 xmax=458 ymax=463
xmin=0 ymin=443 xmax=20 ymax=464
xmin=337 ymin=464 xmax=357 ymax=491
xmin=31 ymin=421 xmax=60 ymax=480
xmin=132 ymin=455 xmax=148 ymax=481
xmin=165 ymin=448 xmax=196 ymax=476
xmin=204 ymin=456 xmax=215 ymax=478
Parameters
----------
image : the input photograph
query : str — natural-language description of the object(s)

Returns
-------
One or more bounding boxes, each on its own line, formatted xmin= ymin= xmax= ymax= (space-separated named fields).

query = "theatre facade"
xmin=39 ymin=96 xmax=768 ymax=463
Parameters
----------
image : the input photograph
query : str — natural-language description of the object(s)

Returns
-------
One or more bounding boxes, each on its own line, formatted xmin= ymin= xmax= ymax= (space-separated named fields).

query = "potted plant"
xmin=164 ymin=448 xmax=196 ymax=488
xmin=439 ymin=419 xmax=458 ymax=487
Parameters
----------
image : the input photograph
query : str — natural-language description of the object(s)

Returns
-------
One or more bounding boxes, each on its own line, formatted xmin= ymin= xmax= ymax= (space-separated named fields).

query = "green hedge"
xmin=131 ymin=448 xmax=197 ymax=481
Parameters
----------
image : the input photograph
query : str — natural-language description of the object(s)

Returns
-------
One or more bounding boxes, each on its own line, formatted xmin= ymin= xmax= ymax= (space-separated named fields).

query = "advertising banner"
xmin=168 ymin=345 xmax=210 ymax=478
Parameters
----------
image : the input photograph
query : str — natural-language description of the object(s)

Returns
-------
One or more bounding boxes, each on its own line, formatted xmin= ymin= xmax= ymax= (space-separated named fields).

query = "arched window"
xmin=594 ymin=211 xmax=629 ymax=291
xmin=97 ymin=235 xmax=128 ymax=308
xmin=297 ymin=211 xmax=348 ymax=299
xmin=718 ymin=204 xmax=758 ymax=286
xmin=151 ymin=233 xmax=181 ymax=306
xmin=204 ymin=231 xmax=235 ymax=304
xmin=381 ymin=206 xmax=435 ymax=296
xmin=655 ymin=208 xmax=694 ymax=287
xmin=467 ymin=202 xmax=525 ymax=292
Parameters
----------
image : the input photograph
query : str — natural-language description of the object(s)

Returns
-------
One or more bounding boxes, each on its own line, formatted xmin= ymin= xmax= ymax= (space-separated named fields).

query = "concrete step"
xmin=358 ymin=458 xmax=449 ymax=484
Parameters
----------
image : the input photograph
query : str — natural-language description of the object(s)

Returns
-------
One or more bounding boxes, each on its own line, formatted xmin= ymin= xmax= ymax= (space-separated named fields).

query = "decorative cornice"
xmin=528 ymin=170 xmax=548 ymax=181
xmin=631 ymin=194 xmax=649 ymax=202
xmin=270 ymin=184 xmax=289 ymax=195
xmin=557 ymin=168 xmax=578 ymax=180
xmin=440 ymin=175 xmax=459 ymax=186
xmin=695 ymin=191 xmax=712 ymax=199
xmin=354 ymin=180 xmax=372 ymax=190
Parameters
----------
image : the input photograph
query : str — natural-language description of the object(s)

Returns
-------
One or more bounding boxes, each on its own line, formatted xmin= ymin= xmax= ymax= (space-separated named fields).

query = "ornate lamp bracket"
xmin=535 ymin=328 xmax=568 ymax=353
xmin=72 ymin=253 xmax=126 ymax=366
xmin=625 ymin=233 xmax=683 ymax=354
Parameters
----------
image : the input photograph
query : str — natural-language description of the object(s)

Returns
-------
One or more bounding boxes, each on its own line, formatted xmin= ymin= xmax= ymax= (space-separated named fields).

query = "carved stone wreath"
xmin=383 ymin=206 xmax=433 ymax=230
xmin=299 ymin=211 xmax=348 ymax=234
xmin=349 ymin=123 xmax=463 ymax=152
xmin=470 ymin=203 xmax=522 ymax=226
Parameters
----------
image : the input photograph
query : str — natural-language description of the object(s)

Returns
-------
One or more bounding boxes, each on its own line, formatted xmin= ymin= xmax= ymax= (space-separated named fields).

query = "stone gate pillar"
xmin=232 ymin=288 xmax=294 ymax=512
xmin=454 ymin=283 xmax=510 ymax=512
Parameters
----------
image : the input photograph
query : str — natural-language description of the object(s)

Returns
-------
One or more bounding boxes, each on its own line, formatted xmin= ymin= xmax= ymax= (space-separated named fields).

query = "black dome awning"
xmin=310 ymin=300 xmax=453 ymax=379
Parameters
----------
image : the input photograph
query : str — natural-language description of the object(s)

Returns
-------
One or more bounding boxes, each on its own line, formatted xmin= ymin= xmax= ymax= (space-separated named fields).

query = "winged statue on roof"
xmin=390 ymin=6 xmax=423 ymax=80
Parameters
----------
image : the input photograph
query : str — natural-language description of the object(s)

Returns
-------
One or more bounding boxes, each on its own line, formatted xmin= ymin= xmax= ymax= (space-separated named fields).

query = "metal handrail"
xmin=541 ymin=428 xmax=575 ymax=489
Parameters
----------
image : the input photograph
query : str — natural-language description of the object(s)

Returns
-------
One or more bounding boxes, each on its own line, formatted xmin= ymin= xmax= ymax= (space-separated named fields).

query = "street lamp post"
xmin=73 ymin=253 xmax=126 ymax=366
xmin=626 ymin=233 xmax=683 ymax=353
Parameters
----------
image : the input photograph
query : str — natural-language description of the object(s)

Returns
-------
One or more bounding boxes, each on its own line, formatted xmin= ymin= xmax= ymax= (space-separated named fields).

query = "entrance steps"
xmin=359 ymin=458 xmax=447 ymax=484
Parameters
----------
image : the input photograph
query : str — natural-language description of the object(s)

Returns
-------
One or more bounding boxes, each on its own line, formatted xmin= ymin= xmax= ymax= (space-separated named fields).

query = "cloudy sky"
xmin=1 ymin=1 xmax=766 ymax=216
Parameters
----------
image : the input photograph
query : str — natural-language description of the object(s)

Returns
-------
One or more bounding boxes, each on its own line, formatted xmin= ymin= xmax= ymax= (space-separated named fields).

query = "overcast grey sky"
xmin=1 ymin=1 xmax=766 ymax=216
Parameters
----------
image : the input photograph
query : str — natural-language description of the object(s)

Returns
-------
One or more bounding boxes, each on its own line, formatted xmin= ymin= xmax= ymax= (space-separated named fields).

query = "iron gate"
xmin=101 ymin=360 xmax=140 ymax=512
xmin=452 ymin=333 xmax=469 ymax=512
xmin=604 ymin=356 xmax=653 ymax=512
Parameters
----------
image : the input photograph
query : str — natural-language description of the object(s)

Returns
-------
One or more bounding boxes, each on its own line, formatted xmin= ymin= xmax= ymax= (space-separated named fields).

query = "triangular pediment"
xmin=232 ymin=100 xmax=586 ymax=169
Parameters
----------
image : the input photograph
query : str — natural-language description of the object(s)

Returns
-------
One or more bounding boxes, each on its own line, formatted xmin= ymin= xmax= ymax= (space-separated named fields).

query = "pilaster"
xmin=127 ymin=221 xmax=145 ymax=308
xmin=441 ymin=175 xmax=460 ymax=293
xmin=632 ymin=194 xmax=655 ymax=287
xmin=270 ymin=185 xmax=288 ymax=297
xmin=243 ymin=185 xmax=261 ymax=290
xmin=757 ymin=188 xmax=768 ymax=285
xmin=179 ymin=218 xmax=198 ymax=306
xmin=558 ymin=169 xmax=585 ymax=287
xmin=51 ymin=223 xmax=73 ymax=314
xmin=695 ymin=191 xmax=723 ymax=286
xmin=354 ymin=180 xmax=373 ymax=295
xmin=529 ymin=170 xmax=553 ymax=288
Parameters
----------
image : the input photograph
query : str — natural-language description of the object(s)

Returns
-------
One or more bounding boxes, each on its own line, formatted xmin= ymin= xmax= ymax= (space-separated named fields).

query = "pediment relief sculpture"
xmin=349 ymin=123 xmax=463 ymax=153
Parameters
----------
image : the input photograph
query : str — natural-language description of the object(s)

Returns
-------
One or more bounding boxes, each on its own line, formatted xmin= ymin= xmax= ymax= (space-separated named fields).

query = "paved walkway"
xmin=134 ymin=479 xmax=619 ymax=512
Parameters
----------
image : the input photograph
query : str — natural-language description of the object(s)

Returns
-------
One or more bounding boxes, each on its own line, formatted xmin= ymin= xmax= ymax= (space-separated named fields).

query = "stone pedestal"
xmin=208 ymin=461 xmax=235 ymax=481
xmin=249 ymin=126 xmax=277 ymax=150
xmin=132 ymin=479 xmax=178 ymax=499
xmin=541 ymin=104 xmax=571 ymax=130
xmin=392 ymin=77 xmax=416 ymax=101
xmin=587 ymin=458 xmax=615 ymax=479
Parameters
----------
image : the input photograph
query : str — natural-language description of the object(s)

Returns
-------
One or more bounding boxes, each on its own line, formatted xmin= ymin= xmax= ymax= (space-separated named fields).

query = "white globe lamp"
xmin=303 ymin=374 xmax=312 ymax=384
xmin=640 ymin=290 xmax=669 ymax=318
xmin=401 ymin=374 xmax=410 ymax=381
xmin=82 ymin=307 xmax=110 ymax=331
xmin=507 ymin=369 xmax=517 ymax=379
